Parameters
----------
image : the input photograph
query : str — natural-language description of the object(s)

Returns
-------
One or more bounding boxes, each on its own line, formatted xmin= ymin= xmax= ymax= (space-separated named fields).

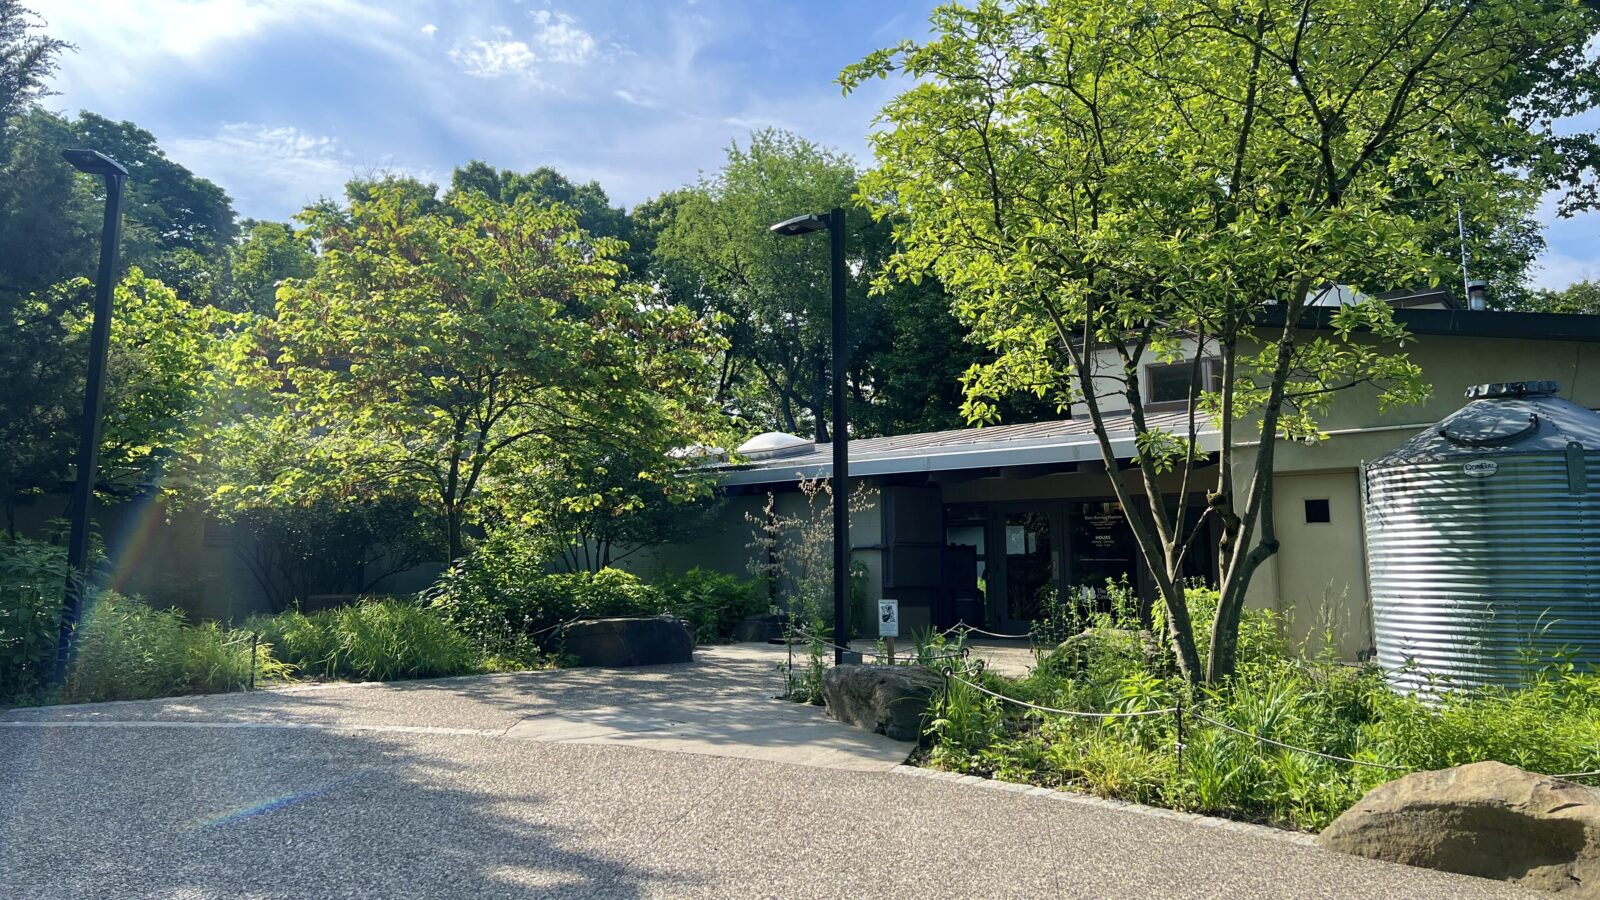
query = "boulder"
xmin=1318 ymin=761 xmax=1600 ymax=895
xmin=822 ymin=663 xmax=943 ymax=742
xmin=733 ymin=613 xmax=788 ymax=644
xmin=557 ymin=616 xmax=694 ymax=667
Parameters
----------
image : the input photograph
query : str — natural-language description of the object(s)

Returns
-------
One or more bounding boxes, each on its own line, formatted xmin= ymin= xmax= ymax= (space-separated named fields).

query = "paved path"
xmin=0 ymin=646 xmax=1534 ymax=899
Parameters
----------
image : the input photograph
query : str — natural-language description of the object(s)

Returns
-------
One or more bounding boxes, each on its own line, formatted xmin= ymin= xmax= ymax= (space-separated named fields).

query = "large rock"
xmin=733 ymin=613 xmax=788 ymax=643
xmin=1318 ymin=761 xmax=1600 ymax=895
xmin=557 ymin=616 xmax=694 ymax=667
xmin=822 ymin=664 xmax=943 ymax=742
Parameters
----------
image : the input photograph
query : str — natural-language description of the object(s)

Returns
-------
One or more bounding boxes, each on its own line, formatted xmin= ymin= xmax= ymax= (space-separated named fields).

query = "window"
xmin=1303 ymin=498 xmax=1331 ymax=524
xmin=1145 ymin=359 xmax=1221 ymax=408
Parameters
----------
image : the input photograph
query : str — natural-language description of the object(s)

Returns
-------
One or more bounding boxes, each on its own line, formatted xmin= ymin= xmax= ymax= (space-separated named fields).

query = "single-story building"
xmin=621 ymin=295 xmax=1600 ymax=660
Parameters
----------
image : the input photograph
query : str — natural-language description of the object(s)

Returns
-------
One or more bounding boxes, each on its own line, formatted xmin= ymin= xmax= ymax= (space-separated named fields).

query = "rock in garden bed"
xmin=557 ymin=616 xmax=694 ymax=667
xmin=1318 ymin=760 xmax=1600 ymax=895
xmin=822 ymin=664 xmax=942 ymax=742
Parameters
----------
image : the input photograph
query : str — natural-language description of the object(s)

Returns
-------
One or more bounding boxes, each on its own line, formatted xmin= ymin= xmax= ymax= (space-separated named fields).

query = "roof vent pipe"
xmin=1467 ymin=279 xmax=1489 ymax=311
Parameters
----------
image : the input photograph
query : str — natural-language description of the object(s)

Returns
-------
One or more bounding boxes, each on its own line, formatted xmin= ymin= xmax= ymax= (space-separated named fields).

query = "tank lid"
xmin=1371 ymin=387 xmax=1600 ymax=466
xmin=1465 ymin=381 xmax=1560 ymax=400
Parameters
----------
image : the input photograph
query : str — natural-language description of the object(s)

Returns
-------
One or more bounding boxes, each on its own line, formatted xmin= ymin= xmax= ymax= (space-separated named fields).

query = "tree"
xmin=448 ymin=162 xmax=641 ymax=272
xmin=650 ymin=130 xmax=865 ymax=439
xmin=846 ymin=0 xmax=1599 ymax=681
xmin=1 ymin=270 xmax=237 ymax=531
xmin=0 ymin=1 xmax=66 ymax=130
xmin=227 ymin=177 xmax=724 ymax=561
xmin=220 ymin=219 xmax=315 ymax=315
xmin=1525 ymin=278 xmax=1600 ymax=314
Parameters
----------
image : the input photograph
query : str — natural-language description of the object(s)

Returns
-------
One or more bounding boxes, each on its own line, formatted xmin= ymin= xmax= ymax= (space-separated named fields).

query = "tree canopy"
xmin=846 ymin=0 xmax=1600 ymax=681
xmin=210 ymin=178 xmax=726 ymax=560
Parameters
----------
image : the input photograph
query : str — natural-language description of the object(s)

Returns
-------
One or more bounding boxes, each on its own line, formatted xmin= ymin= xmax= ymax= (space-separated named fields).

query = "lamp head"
xmin=769 ymin=212 xmax=828 ymax=236
xmin=62 ymin=149 xmax=128 ymax=178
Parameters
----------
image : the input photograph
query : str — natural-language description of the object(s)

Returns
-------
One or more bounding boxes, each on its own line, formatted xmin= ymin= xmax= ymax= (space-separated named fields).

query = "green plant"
xmin=64 ymin=592 xmax=290 ymax=703
xmin=426 ymin=534 xmax=665 ymax=663
xmin=249 ymin=597 xmax=477 ymax=681
xmin=654 ymin=567 xmax=764 ymax=644
xmin=921 ymin=620 xmax=1600 ymax=832
xmin=0 ymin=535 xmax=70 ymax=701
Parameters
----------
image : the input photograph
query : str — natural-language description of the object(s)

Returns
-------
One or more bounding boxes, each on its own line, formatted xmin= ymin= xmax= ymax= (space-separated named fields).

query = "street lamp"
xmin=54 ymin=149 xmax=128 ymax=685
xmin=770 ymin=207 xmax=850 ymax=663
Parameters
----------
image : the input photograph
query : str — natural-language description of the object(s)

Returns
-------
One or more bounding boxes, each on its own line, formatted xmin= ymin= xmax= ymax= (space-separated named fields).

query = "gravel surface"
xmin=0 ymin=648 xmax=1536 ymax=899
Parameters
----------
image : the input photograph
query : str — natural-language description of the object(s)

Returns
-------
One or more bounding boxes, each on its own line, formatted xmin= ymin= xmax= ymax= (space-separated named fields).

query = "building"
xmin=624 ymin=298 xmax=1600 ymax=659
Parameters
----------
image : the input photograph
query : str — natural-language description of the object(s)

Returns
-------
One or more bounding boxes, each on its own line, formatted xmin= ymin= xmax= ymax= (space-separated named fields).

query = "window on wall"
xmin=1145 ymin=359 xmax=1221 ymax=408
xmin=1304 ymin=498 xmax=1331 ymax=524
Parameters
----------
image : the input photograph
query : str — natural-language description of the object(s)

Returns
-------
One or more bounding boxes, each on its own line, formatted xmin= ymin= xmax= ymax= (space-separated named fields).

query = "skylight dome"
xmin=735 ymin=431 xmax=815 ymax=460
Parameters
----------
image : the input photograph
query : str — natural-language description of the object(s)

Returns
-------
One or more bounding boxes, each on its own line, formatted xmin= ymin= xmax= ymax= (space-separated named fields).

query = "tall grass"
xmin=64 ymin=592 xmax=291 ymax=703
xmin=249 ymin=597 xmax=478 ymax=681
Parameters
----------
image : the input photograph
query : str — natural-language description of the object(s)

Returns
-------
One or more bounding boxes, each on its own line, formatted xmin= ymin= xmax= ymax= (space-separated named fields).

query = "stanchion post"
xmin=1174 ymin=694 xmax=1185 ymax=774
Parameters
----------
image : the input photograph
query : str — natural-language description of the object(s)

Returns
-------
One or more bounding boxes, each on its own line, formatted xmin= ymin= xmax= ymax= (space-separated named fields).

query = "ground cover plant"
xmin=923 ymin=588 xmax=1600 ymax=832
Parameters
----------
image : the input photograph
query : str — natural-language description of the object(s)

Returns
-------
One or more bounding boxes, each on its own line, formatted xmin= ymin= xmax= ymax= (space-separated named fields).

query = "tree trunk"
xmin=445 ymin=506 xmax=465 ymax=562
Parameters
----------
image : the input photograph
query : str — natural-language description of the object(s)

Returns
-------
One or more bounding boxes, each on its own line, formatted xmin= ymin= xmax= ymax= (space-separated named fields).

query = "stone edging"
xmin=891 ymin=765 xmax=1318 ymax=847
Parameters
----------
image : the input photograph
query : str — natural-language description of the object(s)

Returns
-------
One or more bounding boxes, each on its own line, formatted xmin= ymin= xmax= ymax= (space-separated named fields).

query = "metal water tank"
xmin=1363 ymin=381 xmax=1600 ymax=691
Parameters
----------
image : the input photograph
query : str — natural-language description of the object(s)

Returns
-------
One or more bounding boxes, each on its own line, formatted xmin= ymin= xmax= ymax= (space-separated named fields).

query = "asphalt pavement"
xmin=0 ymin=645 xmax=1535 ymax=899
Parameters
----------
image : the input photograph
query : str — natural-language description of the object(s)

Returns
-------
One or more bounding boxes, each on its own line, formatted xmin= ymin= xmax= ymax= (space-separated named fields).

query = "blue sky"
xmin=32 ymin=0 xmax=1599 ymax=290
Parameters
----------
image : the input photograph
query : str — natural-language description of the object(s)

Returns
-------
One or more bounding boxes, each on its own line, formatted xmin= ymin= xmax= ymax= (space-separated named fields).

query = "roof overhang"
xmin=713 ymin=419 xmax=1222 ymax=487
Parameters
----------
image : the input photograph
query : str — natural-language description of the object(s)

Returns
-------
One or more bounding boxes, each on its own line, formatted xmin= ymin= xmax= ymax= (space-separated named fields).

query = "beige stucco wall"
xmin=1236 ymin=330 xmax=1600 ymax=660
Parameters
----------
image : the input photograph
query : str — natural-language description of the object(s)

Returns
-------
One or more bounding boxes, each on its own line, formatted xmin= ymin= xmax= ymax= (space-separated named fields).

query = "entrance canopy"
xmin=712 ymin=410 xmax=1221 ymax=487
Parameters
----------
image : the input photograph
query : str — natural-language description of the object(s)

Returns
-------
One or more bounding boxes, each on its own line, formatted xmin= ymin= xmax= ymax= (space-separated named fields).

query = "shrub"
xmin=655 ymin=567 xmax=765 ymax=644
xmin=427 ymin=538 xmax=666 ymax=661
xmin=65 ymin=592 xmax=291 ymax=703
xmin=249 ymin=597 xmax=478 ymax=681
xmin=0 ymin=536 xmax=71 ymax=701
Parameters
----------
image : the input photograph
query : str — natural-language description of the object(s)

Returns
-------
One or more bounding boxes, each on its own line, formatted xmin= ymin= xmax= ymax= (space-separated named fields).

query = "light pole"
xmin=770 ymin=207 xmax=849 ymax=663
xmin=54 ymin=149 xmax=128 ymax=685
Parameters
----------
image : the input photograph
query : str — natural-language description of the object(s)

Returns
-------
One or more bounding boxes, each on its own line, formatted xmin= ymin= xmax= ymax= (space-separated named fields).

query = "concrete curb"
xmin=892 ymin=764 xmax=1319 ymax=847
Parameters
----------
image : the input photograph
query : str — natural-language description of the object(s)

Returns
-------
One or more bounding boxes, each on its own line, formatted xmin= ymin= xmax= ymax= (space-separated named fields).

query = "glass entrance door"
xmin=997 ymin=508 xmax=1058 ymax=631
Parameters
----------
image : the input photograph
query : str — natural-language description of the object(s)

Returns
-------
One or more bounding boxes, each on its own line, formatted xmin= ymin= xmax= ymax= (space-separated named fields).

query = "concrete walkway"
xmin=0 ymin=645 xmax=1536 ymax=899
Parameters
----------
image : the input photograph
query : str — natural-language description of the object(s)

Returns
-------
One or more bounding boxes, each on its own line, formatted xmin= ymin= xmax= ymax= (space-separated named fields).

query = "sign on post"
xmin=878 ymin=599 xmax=899 ymax=638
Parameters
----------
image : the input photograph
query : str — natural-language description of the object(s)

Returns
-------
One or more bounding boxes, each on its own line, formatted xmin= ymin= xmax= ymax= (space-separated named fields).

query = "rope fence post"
xmin=249 ymin=632 xmax=259 ymax=692
xmin=1174 ymin=693 xmax=1184 ymax=774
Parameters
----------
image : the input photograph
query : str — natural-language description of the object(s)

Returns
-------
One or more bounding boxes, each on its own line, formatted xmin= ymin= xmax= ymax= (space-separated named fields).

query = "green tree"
xmin=0 ymin=1 xmax=66 ymax=130
xmin=846 ymin=0 xmax=1598 ymax=681
xmin=225 ymin=178 xmax=724 ymax=561
xmin=1 ymin=270 xmax=238 ymax=530
xmin=1525 ymin=278 xmax=1600 ymax=314
xmin=220 ymin=219 xmax=316 ymax=315
xmin=651 ymin=130 xmax=865 ymax=438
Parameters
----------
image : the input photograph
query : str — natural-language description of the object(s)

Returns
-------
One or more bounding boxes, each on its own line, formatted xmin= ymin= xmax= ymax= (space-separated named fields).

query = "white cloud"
xmin=168 ymin=123 xmax=354 ymax=216
xmin=421 ymin=23 xmax=438 ymax=38
xmin=449 ymin=36 xmax=540 ymax=79
xmin=530 ymin=10 xmax=595 ymax=64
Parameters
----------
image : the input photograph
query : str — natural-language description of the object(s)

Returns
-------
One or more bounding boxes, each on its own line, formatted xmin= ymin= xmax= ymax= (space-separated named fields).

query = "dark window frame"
xmin=1143 ymin=358 xmax=1221 ymax=411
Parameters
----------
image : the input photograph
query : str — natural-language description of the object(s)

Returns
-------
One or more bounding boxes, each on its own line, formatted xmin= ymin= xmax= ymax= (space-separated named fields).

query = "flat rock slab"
xmin=558 ymin=615 xmax=694 ymax=667
xmin=505 ymin=696 xmax=910 ymax=772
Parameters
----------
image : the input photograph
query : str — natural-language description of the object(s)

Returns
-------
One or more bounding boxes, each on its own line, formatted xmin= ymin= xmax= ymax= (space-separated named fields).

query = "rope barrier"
xmin=789 ymin=629 xmax=966 ymax=665
xmin=941 ymin=624 xmax=1034 ymax=641
xmin=945 ymin=669 xmax=1177 ymax=720
xmin=1184 ymin=710 xmax=1410 ymax=772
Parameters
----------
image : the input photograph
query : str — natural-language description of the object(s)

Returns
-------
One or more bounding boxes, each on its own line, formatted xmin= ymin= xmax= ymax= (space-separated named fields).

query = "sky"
xmin=29 ymin=0 xmax=1600 ymax=291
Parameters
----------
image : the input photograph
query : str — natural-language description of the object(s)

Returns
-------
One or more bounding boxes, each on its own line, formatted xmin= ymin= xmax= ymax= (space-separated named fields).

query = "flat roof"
xmin=715 ymin=409 xmax=1220 ymax=486
xmin=1260 ymin=306 xmax=1600 ymax=342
